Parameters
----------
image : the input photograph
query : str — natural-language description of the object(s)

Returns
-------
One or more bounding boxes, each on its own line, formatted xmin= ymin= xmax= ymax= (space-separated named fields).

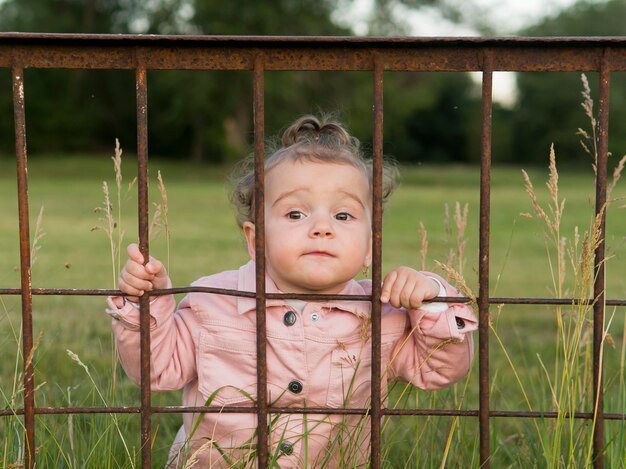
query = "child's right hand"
xmin=118 ymin=243 xmax=168 ymax=303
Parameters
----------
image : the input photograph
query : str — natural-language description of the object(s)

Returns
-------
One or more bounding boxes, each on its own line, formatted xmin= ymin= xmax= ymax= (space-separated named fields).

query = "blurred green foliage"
xmin=513 ymin=0 xmax=626 ymax=166
xmin=1 ymin=0 xmax=625 ymax=167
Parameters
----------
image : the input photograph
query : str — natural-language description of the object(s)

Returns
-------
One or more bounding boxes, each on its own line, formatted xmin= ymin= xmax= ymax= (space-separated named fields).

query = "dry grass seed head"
xmin=543 ymin=145 xmax=565 ymax=242
xmin=359 ymin=315 xmax=372 ymax=342
xmin=521 ymin=169 xmax=550 ymax=229
xmin=608 ymin=153 xmax=626 ymax=198
xmin=92 ymin=182 xmax=115 ymax=235
xmin=434 ymin=260 xmax=476 ymax=306
xmin=566 ymin=227 xmax=580 ymax=273
xmin=66 ymin=349 xmax=90 ymax=375
xmin=24 ymin=330 xmax=44 ymax=372
xmin=456 ymin=202 xmax=468 ymax=237
xmin=577 ymin=127 xmax=590 ymax=141
xmin=156 ymin=169 xmax=172 ymax=268
xmin=157 ymin=170 xmax=170 ymax=236
xmin=31 ymin=206 xmax=45 ymax=267
xmin=580 ymin=73 xmax=595 ymax=126
xmin=579 ymin=74 xmax=598 ymax=175
xmin=149 ymin=203 xmax=163 ymax=240
xmin=454 ymin=202 xmax=469 ymax=273
xmin=183 ymin=440 xmax=213 ymax=469
xmin=112 ymin=138 xmax=123 ymax=191
xmin=521 ymin=148 xmax=564 ymax=248
xmin=547 ymin=145 xmax=562 ymax=218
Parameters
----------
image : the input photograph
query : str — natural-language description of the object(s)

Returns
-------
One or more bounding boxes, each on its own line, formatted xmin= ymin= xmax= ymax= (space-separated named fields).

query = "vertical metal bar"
xmin=253 ymin=55 xmax=269 ymax=468
xmin=370 ymin=55 xmax=384 ymax=469
xmin=136 ymin=63 xmax=152 ymax=468
xmin=593 ymin=49 xmax=610 ymax=469
xmin=478 ymin=51 xmax=493 ymax=468
xmin=12 ymin=64 xmax=36 ymax=469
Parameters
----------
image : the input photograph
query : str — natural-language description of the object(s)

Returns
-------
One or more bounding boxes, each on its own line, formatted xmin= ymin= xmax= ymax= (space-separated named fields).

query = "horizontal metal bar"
xmin=1 ymin=287 xmax=624 ymax=307
xmin=3 ymin=33 xmax=626 ymax=71
xmin=0 ymin=406 xmax=141 ymax=416
xmin=383 ymin=409 xmax=626 ymax=420
xmin=3 ymin=406 xmax=625 ymax=421
xmin=0 ymin=288 xmax=122 ymax=296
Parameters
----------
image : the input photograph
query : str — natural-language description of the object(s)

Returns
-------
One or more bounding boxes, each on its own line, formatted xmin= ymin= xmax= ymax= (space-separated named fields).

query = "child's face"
xmin=244 ymin=159 xmax=372 ymax=294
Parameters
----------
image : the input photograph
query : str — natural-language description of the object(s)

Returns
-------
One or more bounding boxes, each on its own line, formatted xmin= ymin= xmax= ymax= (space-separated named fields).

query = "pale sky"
xmin=338 ymin=0 xmax=584 ymax=36
xmin=403 ymin=0 xmax=583 ymax=36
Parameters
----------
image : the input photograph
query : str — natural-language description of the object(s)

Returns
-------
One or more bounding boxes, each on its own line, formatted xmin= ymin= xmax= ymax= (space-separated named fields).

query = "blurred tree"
xmin=384 ymin=72 xmax=482 ymax=163
xmin=0 ymin=0 xmax=492 ymax=165
xmin=0 ymin=0 xmax=145 ymax=154
xmin=147 ymin=0 xmax=358 ymax=162
xmin=0 ymin=0 xmax=365 ymax=161
xmin=513 ymin=0 xmax=626 ymax=166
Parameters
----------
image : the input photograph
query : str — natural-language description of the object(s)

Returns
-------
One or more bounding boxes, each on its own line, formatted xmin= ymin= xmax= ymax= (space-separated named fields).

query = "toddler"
xmin=107 ymin=115 xmax=477 ymax=467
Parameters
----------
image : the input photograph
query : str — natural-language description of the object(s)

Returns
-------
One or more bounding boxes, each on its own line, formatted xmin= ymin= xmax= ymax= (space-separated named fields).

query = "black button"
xmin=288 ymin=380 xmax=303 ymax=394
xmin=455 ymin=317 xmax=465 ymax=329
xmin=279 ymin=441 xmax=293 ymax=455
xmin=283 ymin=311 xmax=297 ymax=326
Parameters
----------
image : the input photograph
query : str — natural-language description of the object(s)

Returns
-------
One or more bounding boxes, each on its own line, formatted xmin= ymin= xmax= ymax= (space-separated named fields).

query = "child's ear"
xmin=243 ymin=221 xmax=256 ymax=260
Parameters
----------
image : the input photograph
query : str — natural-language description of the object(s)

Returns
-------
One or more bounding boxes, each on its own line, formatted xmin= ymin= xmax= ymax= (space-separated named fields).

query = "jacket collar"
xmin=236 ymin=260 xmax=371 ymax=318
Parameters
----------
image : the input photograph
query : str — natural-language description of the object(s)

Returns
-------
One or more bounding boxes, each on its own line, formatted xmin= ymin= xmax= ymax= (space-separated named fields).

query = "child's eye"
xmin=335 ymin=212 xmax=354 ymax=221
xmin=286 ymin=211 xmax=305 ymax=220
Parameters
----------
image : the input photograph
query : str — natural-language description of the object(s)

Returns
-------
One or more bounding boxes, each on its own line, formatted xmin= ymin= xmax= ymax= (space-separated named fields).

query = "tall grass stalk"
xmin=66 ymin=349 xmax=135 ymax=467
xmin=2 ymin=90 xmax=622 ymax=464
xmin=92 ymin=139 xmax=136 ymax=288
xmin=0 ymin=141 xmax=169 ymax=467
xmin=443 ymin=201 xmax=468 ymax=275
xmin=1 ymin=204 xmax=48 ymax=467
xmin=112 ymin=139 xmax=124 ymax=278
xmin=30 ymin=206 xmax=45 ymax=268
xmin=93 ymin=180 xmax=117 ymax=288
xmin=149 ymin=170 xmax=171 ymax=271
xmin=377 ymin=201 xmax=474 ymax=468
xmin=497 ymin=74 xmax=625 ymax=467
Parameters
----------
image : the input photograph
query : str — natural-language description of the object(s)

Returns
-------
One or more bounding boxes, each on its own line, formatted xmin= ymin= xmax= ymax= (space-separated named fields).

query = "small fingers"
xmin=118 ymin=268 xmax=153 ymax=297
xmin=126 ymin=243 xmax=145 ymax=264
xmin=146 ymin=257 xmax=164 ymax=275
xmin=388 ymin=275 xmax=410 ymax=308
xmin=405 ymin=282 xmax=427 ymax=309
xmin=380 ymin=270 xmax=398 ymax=304
xmin=382 ymin=269 xmax=412 ymax=308
xmin=381 ymin=267 xmax=432 ymax=309
xmin=118 ymin=256 xmax=155 ymax=295
xmin=119 ymin=245 xmax=168 ymax=300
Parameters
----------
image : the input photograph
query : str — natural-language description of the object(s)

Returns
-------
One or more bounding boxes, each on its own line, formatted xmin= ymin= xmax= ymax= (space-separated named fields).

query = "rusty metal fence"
xmin=1 ymin=34 xmax=626 ymax=468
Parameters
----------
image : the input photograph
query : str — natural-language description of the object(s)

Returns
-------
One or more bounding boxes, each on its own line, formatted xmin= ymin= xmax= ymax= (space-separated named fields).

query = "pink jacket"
xmin=107 ymin=261 xmax=476 ymax=467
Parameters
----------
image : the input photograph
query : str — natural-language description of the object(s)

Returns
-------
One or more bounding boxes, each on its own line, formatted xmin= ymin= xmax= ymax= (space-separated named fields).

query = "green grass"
xmin=0 ymin=154 xmax=625 ymax=466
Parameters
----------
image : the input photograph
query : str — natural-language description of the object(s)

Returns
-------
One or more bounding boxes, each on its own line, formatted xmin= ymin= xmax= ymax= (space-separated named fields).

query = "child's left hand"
xmin=380 ymin=267 xmax=441 ymax=309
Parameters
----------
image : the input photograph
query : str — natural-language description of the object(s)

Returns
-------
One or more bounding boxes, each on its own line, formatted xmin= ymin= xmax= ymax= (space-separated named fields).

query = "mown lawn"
xmin=1 ymin=154 xmax=625 ymax=467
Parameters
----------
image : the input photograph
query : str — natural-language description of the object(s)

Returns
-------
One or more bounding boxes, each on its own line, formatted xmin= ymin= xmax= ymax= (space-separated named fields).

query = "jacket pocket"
xmin=197 ymin=331 xmax=258 ymax=407
xmin=326 ymin=347 xmax=372 ymax=408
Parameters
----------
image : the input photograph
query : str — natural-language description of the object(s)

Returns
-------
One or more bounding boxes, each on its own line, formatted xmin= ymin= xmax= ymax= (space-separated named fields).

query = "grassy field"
xmin=0 ymin=153 xmax=625 ymax=467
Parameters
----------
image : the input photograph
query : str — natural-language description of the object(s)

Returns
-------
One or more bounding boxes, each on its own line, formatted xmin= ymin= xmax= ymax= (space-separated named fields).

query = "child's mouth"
xmin=305 ymin=251 xmax=334 ymax=257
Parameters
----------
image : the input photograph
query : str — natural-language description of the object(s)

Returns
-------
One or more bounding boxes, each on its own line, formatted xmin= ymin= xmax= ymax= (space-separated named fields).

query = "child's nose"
xmin=310 ymin=216 xmax=333 ymax=238
xmin=312 ymin=228 xmax=333 ymax=237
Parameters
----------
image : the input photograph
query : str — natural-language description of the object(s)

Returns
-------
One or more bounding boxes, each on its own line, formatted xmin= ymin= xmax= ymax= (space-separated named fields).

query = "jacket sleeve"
xmin=106 ymin=277 xmax=200 ymax=391
xmin=387 ymin=272 xmax=477 ymax=390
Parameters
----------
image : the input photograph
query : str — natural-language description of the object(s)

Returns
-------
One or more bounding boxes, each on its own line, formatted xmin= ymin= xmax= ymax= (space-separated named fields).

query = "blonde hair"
xmin=230 ymin=115 xmax=399 ymax=228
